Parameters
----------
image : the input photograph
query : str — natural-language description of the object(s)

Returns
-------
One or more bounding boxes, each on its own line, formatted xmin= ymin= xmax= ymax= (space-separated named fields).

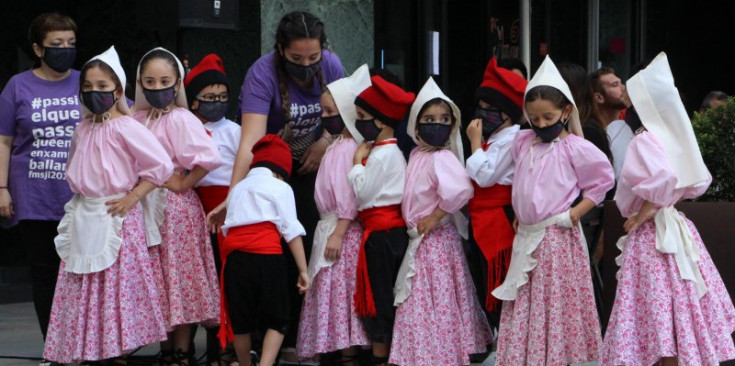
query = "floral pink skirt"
xmin=600 ymin=219 xmax=735 ymax=366
xmin=495 ymin=224 xmax=601 ymax=366
xmin=389 ymin=223 xmax=492 ymax=366
xmin=296 ymin=221 xmax=369 ymax=358
xmin=43 ymin=204 xmax=167 ymax=363
xmin=157 ymin=189 xmax=219 ymax=328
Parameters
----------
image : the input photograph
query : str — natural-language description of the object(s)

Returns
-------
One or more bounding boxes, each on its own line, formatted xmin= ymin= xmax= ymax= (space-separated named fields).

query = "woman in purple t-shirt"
xmin=0 ymin=13 xmax=81 ymax=344
xmin=208 ymin=11 xmax=344 ymax=358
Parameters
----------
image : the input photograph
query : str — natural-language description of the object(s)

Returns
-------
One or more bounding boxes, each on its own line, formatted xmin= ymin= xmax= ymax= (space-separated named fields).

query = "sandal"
xmin=337 ymin=354 xmax=359 ymax=366
xmin=371 ymin=356 xmax=389 ymax=366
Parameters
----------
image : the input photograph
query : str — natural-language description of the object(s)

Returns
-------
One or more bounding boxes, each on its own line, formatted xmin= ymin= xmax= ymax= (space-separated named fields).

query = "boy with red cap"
xmin=465 ymin=57 xmax=528 ymax=333
xmin=218 ymin=134 xmax=309 ymax=366
xmin=184 ymin=52 xmax=241 ymax=364
xmin=346 ymin=75 xmax=414 ymax=366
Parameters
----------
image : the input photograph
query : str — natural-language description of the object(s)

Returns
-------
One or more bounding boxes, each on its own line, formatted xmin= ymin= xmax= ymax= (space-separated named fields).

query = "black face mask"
xmin=355 ymin=118 xmax=382 ymax=141
xmin=321 ymin=114 xmax=345 ymax=135
xmin=81 ymin=90 xmax=117 ymax=115
xmin=143 ymin=85 xmax=177 ymax=109
xmin=531 ymin=115 xmax=567 ymax=143
xmin=43 ymin=47 xmax=76 ymax=73
xmin=284 ymin=58 xmax=321 ymax=83
xmin=417 ymin=123 xmax=452 ymax=147
xmin=196 ymin=100 xmax=228 ymax=122
xmin=474 ymin=107 xmax=507 ymax=139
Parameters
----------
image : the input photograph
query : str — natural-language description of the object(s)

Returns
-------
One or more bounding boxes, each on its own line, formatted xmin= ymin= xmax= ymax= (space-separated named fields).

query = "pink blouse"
xmin=66 ymin=115 xmax=174 ymax=197
xmin=314 ymin=137 xmax=359 ymax=220
xmin=511 ymin=130 xmax=614 ymax=225
xmin=402 ymin=148 xmax=473 ymax=228
xmin=614 ymin=131 xmax=710 ymax=218
xmin=133 ymin=107 xmax=221 ymax=172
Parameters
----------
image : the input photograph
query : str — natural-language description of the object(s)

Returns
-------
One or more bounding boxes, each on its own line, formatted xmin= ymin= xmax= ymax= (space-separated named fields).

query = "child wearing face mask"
xmin=183 ymin=53 xmax=241 ymax=366
xmin=296 ymin=65 xmax=371 ymax=365
xmin=464 ymin=57 xmax=528 ymax=333
xmin=389 ymin=77 xmax=492 ymax=366
xmin=491 ymin=56 xmax=614 ymax=366
xmin=43 ymin=46 xmax=173 ymax=363
xmin=347 ymin=75 xmax=414 ymax=366
xmin=132 ymin=47 xmax=222 ymax=365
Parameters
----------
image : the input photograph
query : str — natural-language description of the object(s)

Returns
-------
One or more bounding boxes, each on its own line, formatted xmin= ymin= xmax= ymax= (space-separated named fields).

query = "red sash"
xmin=354 ymin=205 xmax=405 ymax=317
xmin=217 ymin=222 xmax=281 ymax=348
xmin=196 ymin=185 xmax=229 ymax=245
xmin=468 ymin=183 xmax=515 ymax=311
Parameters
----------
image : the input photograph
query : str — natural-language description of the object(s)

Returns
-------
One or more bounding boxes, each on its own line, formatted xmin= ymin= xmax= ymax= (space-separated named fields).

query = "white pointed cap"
xmin=524 ymin=55 xmax=582 ymax=137
xmin=82 ymin=45 xmax=131 ymax=116
xmin=407 ymin=77 xmax=464 ymax=165
xmin=327 ymin=64 xmax=372 ymax=144
xmin=133 ymin=47 xmax=189 ymax=112
xmin=626 ymin=52 xmax=710 ymax=189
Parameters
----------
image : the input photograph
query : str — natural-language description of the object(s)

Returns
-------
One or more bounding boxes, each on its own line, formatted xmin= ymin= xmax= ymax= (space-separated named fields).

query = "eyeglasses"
xmin=196 ymin=93 xmax=229 ymax=102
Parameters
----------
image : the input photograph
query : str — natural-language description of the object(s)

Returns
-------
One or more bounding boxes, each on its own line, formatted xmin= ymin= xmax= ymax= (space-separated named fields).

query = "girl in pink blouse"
xmin=296 ymin=65 xmax=372 ymax=364
xmin=389 ymin=77 xmax=492 ymax=366
xmin=601 ymin=53 xmax=735 ymax=366
xmin=133 ymin=47 xmax=222 ymax=364
xmin=43 ymin=46 xmax=173 ymax=363
xmin=492 ymin=56 xmax=614 ymax=365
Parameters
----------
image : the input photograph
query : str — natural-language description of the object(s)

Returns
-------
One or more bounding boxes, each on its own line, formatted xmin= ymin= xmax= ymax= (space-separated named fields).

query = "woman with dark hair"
xmin=0 ymin=12 xmax=81 ymax=352
xmin=208 ymin=11 xmax=344 ymax=360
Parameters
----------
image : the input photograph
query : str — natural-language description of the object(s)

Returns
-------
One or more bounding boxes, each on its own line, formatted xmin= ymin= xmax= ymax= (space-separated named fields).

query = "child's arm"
xmin=106 ymin=179 xmax=157 ymax=217
xmin=288 ymin=236 xmax=310 ymax=293
xmin=569 ymin=197 xmax=597 ymax=227
xmin=623 ymin=200 xmax=657 ymax=233
xmin=162 ymin=165 xmax=209 ymax=192
xmin=417 ymin=207 xmax=448 ymax=235
xmin=325 ymin=219 xmax=351 ymax=261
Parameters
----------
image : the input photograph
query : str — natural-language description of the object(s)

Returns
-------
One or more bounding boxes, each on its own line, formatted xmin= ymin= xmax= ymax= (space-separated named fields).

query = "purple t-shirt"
xmin=239 ymin=50 xmax=344 ymax=159
xmin=0 ymin=69 xmax=81 ymax=226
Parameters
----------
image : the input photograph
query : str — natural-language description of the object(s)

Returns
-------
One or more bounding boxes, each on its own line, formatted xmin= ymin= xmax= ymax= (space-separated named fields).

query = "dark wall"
xmin=643 ymin=0 xmax=735 ymax=113
xmin=0 ymin=0 xmax=261 ymax=119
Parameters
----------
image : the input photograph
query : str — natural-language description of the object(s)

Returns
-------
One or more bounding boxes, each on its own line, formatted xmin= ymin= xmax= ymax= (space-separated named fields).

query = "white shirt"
xmin=196 ymin=118 xmax=241 ymax=187
xmin=606 ymin=119 xmax=634 ymax=181
xmin=465 ymin=125 xmax=519 ymax=187
xmin=222 ymin=167 xmax=305 ymax=241
xmin=347 ymin=139 xmax=406 ymax=211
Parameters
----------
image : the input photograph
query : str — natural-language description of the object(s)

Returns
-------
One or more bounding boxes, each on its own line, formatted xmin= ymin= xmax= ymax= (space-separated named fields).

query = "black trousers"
xmin=282 ymin=161 xmax=319 ymax=348
xmin=360 ymin=228 xmax=409 ymax=344
xmin=17 ymin=220 xmax=61 ymax=339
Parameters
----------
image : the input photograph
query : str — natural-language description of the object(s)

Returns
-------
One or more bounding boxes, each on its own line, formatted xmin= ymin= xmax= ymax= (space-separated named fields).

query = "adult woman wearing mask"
xmin=207 ymin=11 xmax=344 ymax=358
xmin=0 ymin=12 xmax=81 ymax=345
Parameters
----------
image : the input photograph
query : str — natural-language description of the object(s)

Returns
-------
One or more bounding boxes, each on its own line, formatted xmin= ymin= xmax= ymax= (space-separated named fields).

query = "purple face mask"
xmin=143 ymin=85 xmax=176 ymax=109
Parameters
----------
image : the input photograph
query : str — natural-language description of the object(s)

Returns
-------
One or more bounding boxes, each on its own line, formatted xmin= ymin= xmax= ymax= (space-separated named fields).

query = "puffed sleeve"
xmin=120 ymin=119 xmax=174 ymax=186
xmin=465 ymin=139 xmax=515 ymax=187
xmin=622 ymin=132 xmax=678 ymax=206
xmin=169 ymin=109 xmax=221 ymax=171
xmin=434 ymin=150 xmax=474 ymax=213
xmin=333 ymin=143 xmax=359 ymax=220
xmin=273 ymin=182 xmax=306 ymax=242
xmin=570 ymin=136 xmax=615 ymax=204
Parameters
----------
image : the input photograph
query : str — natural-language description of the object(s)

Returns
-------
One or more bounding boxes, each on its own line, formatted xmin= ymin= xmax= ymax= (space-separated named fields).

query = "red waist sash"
xmin=468 ymin=183 xmax=515 ymax=311
xmin=354 ymin=205 xmax=405 ymax=317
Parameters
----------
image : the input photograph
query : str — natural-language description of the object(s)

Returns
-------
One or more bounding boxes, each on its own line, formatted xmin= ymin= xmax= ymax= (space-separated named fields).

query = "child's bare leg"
xmin=340 ymin=346 xmax=359 ymax=366
xmin=233 ymin=334 xmax=252 ymax=366
xmin=372 ymin=342 xmax=389 ymax=366
xmin=660 ymin=356 xmax=678 ymax=366
xmin=259 ymin=329 xmax=285 ymax=366
xmin=173 ymin=324 xmax=192 ymax=351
